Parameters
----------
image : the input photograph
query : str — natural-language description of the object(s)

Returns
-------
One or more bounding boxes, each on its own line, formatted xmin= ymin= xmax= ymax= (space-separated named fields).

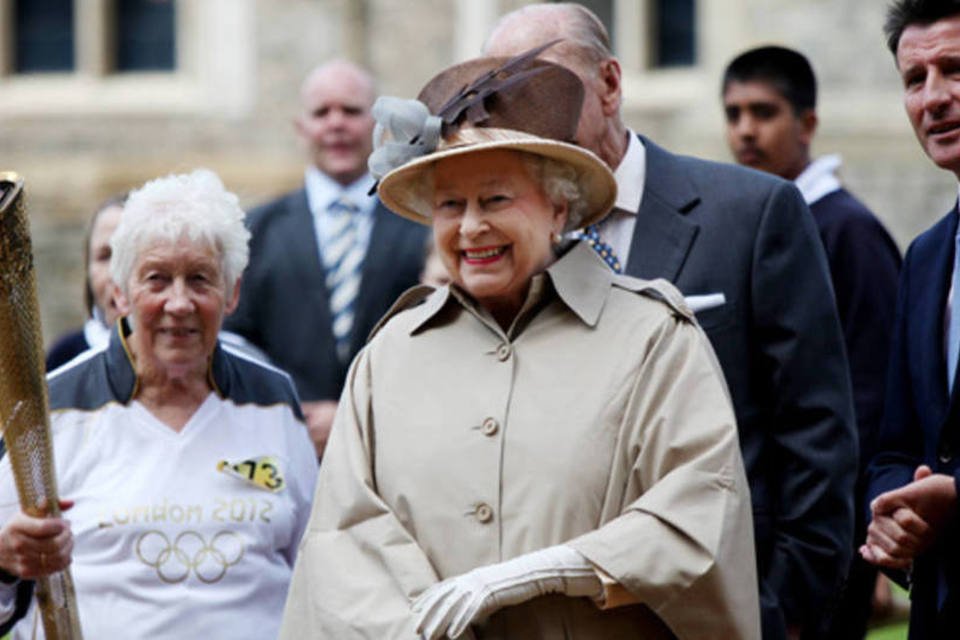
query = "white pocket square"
xmin=684 ymin=293 xmax=726 ymax=313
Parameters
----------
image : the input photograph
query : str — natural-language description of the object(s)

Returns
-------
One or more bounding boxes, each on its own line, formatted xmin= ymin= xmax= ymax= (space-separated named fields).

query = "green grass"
xmin=865 ymin=580 xmax=909 ymax=640
xmin=867 ymin=622 xmax=908 ymax=640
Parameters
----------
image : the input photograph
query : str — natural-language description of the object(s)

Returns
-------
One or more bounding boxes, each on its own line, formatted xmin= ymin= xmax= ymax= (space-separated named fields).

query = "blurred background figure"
xmin=224 ymin=59 xmax=427 ymax=459
xmin=0 ymin=169 xmax=317 ymax=639
xmin=45 ymin=194 xmax=126 ymax=371
xmin=721 ymin=45 xmax=903 ymax=639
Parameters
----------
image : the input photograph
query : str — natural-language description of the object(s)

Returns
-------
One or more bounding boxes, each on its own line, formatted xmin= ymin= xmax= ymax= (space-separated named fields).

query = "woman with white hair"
xmin=282 ymin=50 xmax=759 ymax=640
xmin=0 ymin=170 xmax=318 ymax=639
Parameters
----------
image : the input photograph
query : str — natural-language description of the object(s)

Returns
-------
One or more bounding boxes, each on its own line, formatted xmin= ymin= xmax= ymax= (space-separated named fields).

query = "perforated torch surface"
xmin=0 ymin=174 xmax=83 ymax=639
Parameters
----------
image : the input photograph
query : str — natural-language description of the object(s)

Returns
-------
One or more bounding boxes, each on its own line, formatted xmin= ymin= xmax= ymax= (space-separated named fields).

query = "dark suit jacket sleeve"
xmin=752 ymin=182 xmax=858 ymax=626
xmin=815 ymin=196 xmax=902 ymax=468
xmin=863 ymin=242 xmax=928 ymax=590
xmin=865 ymin=242 xmax=924 ymax=509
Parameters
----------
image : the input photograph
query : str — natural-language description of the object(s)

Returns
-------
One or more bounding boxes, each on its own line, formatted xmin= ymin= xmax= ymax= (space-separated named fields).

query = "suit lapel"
xmin=287 ymin=190 xmax=337 ymax=354
xmin=625 ymin=136 xmax=700 ymax=282
xmin=930 ymin=208 xmax=960 ymax=421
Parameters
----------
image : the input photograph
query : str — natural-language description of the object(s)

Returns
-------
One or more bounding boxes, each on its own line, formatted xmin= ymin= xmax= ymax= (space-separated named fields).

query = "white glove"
xmin=412 ymin=544 xmax=602 ymax=639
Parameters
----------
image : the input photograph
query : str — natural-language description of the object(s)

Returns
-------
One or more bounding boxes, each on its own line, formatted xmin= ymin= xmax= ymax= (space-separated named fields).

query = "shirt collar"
xmin=304 ymin=165 xmax=377 ymax=216
xmin=795 ymin=154 xmax=842 ymax=205
xmin=405 ymin=242 xmax=614 ymax=335
xmin=83 ymin=316 xmax=111 ymax=351
xmin=613 ymin=132 xmax=645 ymax=214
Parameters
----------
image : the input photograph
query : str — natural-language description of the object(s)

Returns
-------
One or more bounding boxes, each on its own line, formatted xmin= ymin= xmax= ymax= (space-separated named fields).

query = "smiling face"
xmin=723 ymin=80 xmax=814 ymax=180
xmin=431 ymin=150 xmax=567 ymax=324
xmin=116 ymin=237 xmax=239 ymax=381
xmin=898 ymin=14 xmax=960 ymax=177
xmin=295 ymin=62 xmax=376 ymax=186
xmin=87 ymin=204 xmax=123 ymax=324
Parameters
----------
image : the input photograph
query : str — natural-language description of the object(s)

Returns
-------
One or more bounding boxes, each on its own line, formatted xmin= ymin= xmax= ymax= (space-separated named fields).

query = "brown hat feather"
xmin=417 ymin=41 xmax=584 ymax=143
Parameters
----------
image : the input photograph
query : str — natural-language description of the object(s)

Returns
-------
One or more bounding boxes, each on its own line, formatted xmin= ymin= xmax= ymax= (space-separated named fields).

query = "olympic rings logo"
xmin=135 ymin=530 xmax=245 ymax=584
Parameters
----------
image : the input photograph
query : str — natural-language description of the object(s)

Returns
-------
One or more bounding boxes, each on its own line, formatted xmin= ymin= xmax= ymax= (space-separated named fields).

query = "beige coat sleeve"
xmin=568 ymin=317 xmax=761 ymax=640
xmin=279 ymin=348 xmax=440 ymax=640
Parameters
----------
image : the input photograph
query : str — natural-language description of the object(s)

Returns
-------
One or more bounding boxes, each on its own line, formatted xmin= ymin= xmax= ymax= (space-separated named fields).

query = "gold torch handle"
xmin=0 ymin=173 xmax=83 ymax=639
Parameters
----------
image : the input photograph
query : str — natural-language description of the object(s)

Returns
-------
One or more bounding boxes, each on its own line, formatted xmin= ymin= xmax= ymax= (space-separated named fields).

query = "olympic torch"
xmin=0 ymin=173 xmax=83 ymax=639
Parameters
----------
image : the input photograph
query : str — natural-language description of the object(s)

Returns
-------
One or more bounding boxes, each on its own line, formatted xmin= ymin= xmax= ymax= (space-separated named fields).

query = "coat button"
xmin=475 ymin=503 xmax=494 ymax=523
xmin=481 ymin=417 xmax=499 ymax=436
xmin=940 ymin=450 xmax=953 ymax=465
xmin=496 ymin=343 xmax=512 ymax=361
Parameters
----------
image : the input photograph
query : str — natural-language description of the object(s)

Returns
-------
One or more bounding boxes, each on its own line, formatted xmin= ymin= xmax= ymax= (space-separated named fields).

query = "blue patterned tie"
xmin=949 ymin=232 xmax=960 ymax=393
xmin=325 ymin=197 xmax=364 ymax=363
xmin=576 ymin=224 xmax=622 ymax=273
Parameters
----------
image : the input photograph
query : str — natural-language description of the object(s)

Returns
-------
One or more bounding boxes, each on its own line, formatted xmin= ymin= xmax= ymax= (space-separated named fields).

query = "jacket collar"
xmin=406 ymin=242 xmax=613 ymax=335
xmin=546 ymin=241 xmax=613 ymax=326
xmin=625 ymin=135 xmax=701 ymax=281
xmin=636 ymin=134 xmax=701 ymax=215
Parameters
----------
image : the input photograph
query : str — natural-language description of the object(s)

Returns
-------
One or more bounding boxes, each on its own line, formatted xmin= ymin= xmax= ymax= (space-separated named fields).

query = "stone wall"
xmin=0 ymin=0 xmax=952 ymax=348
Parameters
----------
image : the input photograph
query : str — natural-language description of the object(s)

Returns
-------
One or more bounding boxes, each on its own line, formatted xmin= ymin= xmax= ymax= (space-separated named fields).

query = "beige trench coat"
xmin=281 ymin=243 xmax=760 ymax=639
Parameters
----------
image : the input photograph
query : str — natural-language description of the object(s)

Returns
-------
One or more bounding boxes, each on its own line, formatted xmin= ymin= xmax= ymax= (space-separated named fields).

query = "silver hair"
xmin=485 ymin=2 xmax=613 ymax=76
xmin=415 ymin=150 xmax=588 ymax=229
xmin=519 ymin=154 xmax=589 ymax=229
xmin=110 ymin=169 xmax=250 ymax=298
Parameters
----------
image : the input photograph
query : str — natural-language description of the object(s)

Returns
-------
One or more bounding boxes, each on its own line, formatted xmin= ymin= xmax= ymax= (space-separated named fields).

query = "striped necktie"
xmin=325 ymin=197 xmax=364 ymax=363
xmin=575 ymin=224 xmax=622 ymax=273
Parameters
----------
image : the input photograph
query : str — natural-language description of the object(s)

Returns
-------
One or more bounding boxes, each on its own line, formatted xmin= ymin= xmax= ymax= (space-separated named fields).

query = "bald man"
xmin=486 ymin=5 xmax=857 ymax=639
xmin=225 ymin=60 xmax=428 ymax=457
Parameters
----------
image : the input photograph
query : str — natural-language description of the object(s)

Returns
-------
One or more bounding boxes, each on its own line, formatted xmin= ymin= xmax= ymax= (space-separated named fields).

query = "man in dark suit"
xmin=485 ymin=5 xmax=857 ymax=639
xmin=722 ymin=45 xmax=903 ymax=639
xmin=862 ymin=2 xmax=960 ymax=637
xmin=225 ymin=60 xmax=428 ymax=457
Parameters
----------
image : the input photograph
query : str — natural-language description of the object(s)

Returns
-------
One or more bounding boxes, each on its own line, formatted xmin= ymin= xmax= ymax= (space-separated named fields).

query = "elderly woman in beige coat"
xmin=281 ymin=48 xmax=760 ymax=640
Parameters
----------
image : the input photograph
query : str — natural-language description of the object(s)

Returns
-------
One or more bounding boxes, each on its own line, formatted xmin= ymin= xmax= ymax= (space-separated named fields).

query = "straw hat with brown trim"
xmin=369 ymin=43 xmax=616 ymax=232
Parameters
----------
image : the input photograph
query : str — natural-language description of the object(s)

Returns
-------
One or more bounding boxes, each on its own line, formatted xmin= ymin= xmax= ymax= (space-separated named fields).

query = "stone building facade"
xmin=0 ymin=0 xmax=951 ymax=345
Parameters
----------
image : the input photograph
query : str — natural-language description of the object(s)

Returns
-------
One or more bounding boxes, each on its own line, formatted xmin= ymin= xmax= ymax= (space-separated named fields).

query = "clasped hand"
xmin=413 ymin=544 xmax=602 ymax=640
xmin=860 ymin=465 xmax=957 ymax=570
xmin=0 ymin=499 xmax=74 ymax=580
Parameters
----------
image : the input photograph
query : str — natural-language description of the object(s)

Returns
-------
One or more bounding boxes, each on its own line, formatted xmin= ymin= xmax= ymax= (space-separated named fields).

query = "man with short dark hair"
xmin=722 ymin=46 xmax=817 ymax=182
xmin=862 ymin=1 xmax=960 ymax=637
xmin=224 ymin=60 xmax=428 ymax=458
xmin=722 ymin=46 xmax=902 ymax=639
xmin=486 ymin=5 xmax=858 ymax=639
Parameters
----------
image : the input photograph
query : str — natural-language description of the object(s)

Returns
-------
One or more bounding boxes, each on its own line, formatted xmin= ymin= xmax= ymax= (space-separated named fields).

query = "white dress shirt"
xmin=794 ymin=154 xmax=843 ymax=206
xmin=590 ymin=131 xmax=645 ymax=266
